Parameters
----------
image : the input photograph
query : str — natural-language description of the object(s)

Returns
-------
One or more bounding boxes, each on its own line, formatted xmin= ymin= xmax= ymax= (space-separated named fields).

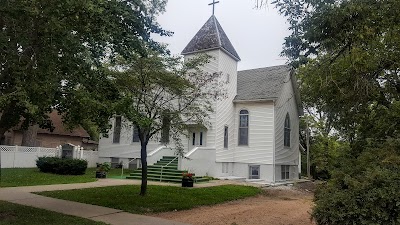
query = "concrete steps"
xmin=126 ymin=156 xmax=210 ymax=183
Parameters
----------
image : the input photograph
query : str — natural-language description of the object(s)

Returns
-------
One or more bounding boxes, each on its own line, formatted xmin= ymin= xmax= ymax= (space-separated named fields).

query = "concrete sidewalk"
xmin=0 ymin=179 xmax=249 ymax=225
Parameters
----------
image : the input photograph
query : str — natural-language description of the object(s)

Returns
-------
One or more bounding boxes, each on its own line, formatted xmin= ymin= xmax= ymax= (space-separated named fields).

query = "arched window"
xmin=239 ymin=110 xmax=249 ymax=145
xmin=113 ymin=116 xmax=121 ymax=144
xmin=284 ymin=113 xmax=291 ymax=147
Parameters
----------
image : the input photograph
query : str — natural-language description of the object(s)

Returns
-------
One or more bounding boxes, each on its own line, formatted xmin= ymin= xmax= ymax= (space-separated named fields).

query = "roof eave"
xmin=182 ymin=47 xmax=241 ymax=62
xmin=233 ymin=98 xmax=277 ymax=103
xmin=290 ymin=70 xmax=304 ymax=116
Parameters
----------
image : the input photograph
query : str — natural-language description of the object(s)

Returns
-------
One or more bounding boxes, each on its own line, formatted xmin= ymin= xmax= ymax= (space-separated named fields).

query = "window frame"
xmin=224 ymin=126 xmax=228 ymax=149
xmin=132 ymin=126 xmax=140 ymax=143
xmin=222 ymin=162 xmax=229 ymax=173
xmin=238 ymin=109 xmax=249 ymax=146
xmin=113 ymin=116 xmax=122 ymax=144
xmin=284 ymin=113 xmax=291 ymax=147
xmin=249 ymin=165 xmax=260 ymax=179
xmin=281 ymin=165 xmax=290 ymax=180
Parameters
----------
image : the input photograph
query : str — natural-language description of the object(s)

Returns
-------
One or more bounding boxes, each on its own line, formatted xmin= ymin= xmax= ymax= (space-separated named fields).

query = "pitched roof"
xmin=235 ymin=65 xmax=292 ymax=101
xmin=37 ymin=111 xmax=90 ymax=138
xmin=182 ymin=15 xmax=240 ymax=61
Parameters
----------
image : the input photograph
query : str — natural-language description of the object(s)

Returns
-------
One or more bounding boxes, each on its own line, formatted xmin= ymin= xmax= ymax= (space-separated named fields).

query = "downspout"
xmin=272 ymin=100 xmax=276 ymax=184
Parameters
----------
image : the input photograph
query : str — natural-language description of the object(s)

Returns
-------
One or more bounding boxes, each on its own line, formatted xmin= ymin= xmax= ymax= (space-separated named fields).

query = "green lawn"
xmin=0 ymin=168 xmax=133 ymax=187
xmin=37 ymin=185 xmax=261 ymax=214
xmin=0 ymin=201 xmax=107 ymax=225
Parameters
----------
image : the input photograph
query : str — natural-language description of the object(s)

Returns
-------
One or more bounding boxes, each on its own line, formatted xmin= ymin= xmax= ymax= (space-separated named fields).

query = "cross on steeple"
xmin=208 ymin=0 xmax=220 ymax=15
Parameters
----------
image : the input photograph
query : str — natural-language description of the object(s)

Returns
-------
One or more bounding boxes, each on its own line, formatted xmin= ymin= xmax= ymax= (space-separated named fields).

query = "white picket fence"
xmin=0 ymin=145 xmax=99 ymax=168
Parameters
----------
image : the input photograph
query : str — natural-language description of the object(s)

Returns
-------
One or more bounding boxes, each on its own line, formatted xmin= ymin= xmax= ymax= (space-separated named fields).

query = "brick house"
xmin=2 ymin=111 xmax=98 ymax=150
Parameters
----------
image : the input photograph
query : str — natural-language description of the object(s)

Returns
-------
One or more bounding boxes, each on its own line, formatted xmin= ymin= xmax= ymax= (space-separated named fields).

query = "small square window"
xmin=249 ymin=165 xmax=260 ymax=179
xmin=281 ymin=165 xmax=290 ymax=180
xmin=222 ymin=162 xmax=228 ymax=173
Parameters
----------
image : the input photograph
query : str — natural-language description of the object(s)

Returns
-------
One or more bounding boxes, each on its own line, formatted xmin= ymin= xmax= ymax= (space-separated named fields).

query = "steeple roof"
xmin=182 ymin=15 xmax=241 ymax=61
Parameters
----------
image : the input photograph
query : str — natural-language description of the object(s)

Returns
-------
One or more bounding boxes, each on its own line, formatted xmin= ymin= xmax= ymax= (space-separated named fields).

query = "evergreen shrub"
xmin=36 ymin=157 xmax=87 ymax=175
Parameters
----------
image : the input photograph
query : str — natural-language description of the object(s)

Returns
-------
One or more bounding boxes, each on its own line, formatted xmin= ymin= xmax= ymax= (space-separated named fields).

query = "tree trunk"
xmin=140 ymin=140 xmax=148 ymax=196
xmin=0 ymin=127 xmax=6 ymax=145
xmin=21 ymin=124 xmax=39 ymax=147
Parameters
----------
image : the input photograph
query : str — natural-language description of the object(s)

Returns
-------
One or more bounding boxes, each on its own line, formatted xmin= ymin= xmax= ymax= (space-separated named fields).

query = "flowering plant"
xmin=182 ymin=172 xmax=194 ymax=179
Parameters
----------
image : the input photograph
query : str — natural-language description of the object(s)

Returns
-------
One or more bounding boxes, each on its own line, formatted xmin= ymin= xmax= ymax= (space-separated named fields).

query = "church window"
xmin=192 ymin=131 xmax=204 ymax=146
xmin=113 ymin=116 xmax=122 ymax=144
xmin=249 ymin=165 xmax=260 ymax=179
xmin=281 ymin=165 xmax=290 ymax=180
xmin=284 ymin=113 xmax=291 ymax=147
xmin=161 ymin=112 xmax=171 ymax=144
xmin=239 ymin=110 xmax=249 ymax=145
xmin=224 ymin=126 xmax=228 ymax=148
xmin=132 ymin=126 xmax=139 ymax=142
xmin=226 ymin=73 xmax=230 ymax=83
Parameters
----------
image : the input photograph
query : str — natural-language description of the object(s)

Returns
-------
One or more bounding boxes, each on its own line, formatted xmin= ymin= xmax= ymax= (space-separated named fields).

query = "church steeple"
xmin=181 ymin=15 xmax=241 ymax=61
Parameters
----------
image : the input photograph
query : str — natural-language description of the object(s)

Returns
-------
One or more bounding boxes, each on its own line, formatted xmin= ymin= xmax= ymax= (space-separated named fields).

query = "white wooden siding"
xmin=185 ymin=50 xmax=220 ymax=148
xmin=215 ymin=50 xmax=238 ymax=162
xmin=274 ymin=73 xmax=300 ymax=166
xmin=98 ymin=117 xmax=170 ymax=158
xmin=231 ymin=102 xmax=275 ymax=164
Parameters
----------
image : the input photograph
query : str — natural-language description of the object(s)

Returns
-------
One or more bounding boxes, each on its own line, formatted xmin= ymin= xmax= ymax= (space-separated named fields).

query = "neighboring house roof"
xmin=181 ymin=15 xmax=241 ymax=61
xmin=235 ymin=65 xmax=291 ymax=101
xmin=37 ymin=111 xmax=91 ymax=138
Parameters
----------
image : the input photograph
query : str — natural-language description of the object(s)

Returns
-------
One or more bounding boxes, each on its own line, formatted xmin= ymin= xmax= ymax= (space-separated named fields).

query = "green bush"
xmin=36 ymin=157 xmax=88 ymax=175
xmin=312 ymin=139 xmax=400 ymax=225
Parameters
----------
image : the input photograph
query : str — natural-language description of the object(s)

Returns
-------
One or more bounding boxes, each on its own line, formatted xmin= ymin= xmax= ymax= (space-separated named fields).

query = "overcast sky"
xmin=153 ymin=0 xmax=290 ymax=71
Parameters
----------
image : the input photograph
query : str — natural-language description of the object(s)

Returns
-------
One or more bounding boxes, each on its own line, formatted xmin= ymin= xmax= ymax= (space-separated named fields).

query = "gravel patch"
xmin=153 ymin=183 xmax=315 ymax=225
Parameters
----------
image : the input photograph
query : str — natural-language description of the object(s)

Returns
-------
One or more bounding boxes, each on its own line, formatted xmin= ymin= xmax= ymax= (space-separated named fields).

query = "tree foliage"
xmin=312 ymin=138 xmax=400 ymax=225
xmin=274 ymin=0 xmax=400 ymax=142
xmin=0 ymin=0 xmax=169 ymax=140
xmin=271 ymin=0 xmax=400 ymax=223
xmin=111 ymin=50 xmax=225 ymax=195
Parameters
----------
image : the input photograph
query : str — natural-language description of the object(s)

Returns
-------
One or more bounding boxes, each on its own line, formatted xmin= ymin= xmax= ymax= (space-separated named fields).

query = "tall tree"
xmin=0 ymin=0 xmax=169 ymax=141
xmin=269 ymin=0 xmax=400 ymax=224
xmin=272 ymin=0 xmax=400 ymax=143
xmin=111 ymin=51 xmax=225 ymax=196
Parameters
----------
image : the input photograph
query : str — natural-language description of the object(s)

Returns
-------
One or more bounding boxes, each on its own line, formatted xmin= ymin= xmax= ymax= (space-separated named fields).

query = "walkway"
xmin=0 ymin=179 xmax=251 ymax=225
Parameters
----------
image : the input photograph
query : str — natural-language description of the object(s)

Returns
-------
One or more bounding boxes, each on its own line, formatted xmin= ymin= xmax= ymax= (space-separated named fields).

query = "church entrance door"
xmin=190 ymin=131 xmax=206 ymax=148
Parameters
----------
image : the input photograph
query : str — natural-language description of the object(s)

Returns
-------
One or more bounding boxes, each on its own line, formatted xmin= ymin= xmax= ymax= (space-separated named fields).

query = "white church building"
xmin=98 ymin=15 xmax=303 ymax=183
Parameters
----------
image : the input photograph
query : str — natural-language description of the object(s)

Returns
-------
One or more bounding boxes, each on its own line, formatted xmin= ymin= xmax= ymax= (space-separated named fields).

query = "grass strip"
xmin=0 ymin=200 xmax=107 ymax=225
xmin=0 ymin=168 xmax=133 ymax=187
xmin=38 ymin=185 xmax=261 ymax=214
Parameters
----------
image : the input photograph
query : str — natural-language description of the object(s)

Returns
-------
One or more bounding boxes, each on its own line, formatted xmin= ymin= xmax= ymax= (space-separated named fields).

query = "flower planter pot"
xmin=95 ymin=171 xmax=107 ymax=179
xmin=182 ymin=178 xmax=194 ymax=187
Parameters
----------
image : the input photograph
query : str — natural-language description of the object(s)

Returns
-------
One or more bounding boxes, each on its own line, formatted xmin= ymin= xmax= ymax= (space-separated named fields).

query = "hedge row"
xmin=36 ymin=157 xmax=87 ymax=175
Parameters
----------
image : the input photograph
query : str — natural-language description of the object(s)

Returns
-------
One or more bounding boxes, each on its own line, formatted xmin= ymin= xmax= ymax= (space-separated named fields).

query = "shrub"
xmin=96 ymin=162 xmax=111 ymax=172
xmin=36 ymin=157 xmax=88 ymax=175
xmin=311 ymin=138 xmax=400 ymax=225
